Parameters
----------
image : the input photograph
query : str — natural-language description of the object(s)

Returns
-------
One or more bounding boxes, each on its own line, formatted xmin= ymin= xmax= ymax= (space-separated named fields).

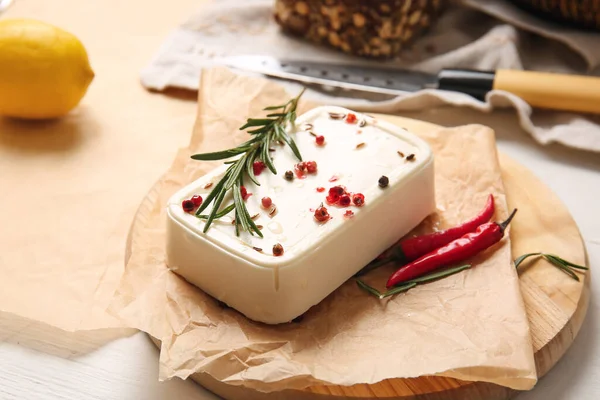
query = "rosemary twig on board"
xmin=515 ymin=252 xmax=588 ymax=281
xmin=356 ymin=264 xmax=472 ymax=299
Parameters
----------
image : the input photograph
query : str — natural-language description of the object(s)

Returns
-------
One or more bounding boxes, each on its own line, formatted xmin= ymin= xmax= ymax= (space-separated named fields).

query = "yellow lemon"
xmin=0 ymin=19 xmax=95 ymax=119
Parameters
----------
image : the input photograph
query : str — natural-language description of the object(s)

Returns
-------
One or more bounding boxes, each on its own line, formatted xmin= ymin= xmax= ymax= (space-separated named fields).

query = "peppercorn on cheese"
xmin=166 ymin=106 xmax=435 ymax=324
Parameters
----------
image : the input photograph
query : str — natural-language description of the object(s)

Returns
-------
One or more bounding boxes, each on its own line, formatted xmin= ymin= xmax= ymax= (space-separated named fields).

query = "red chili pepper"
xmin=386 ymin=208 xmax=517 ymax=288
xmin=389 ymin=194 xmax=495 ymax=263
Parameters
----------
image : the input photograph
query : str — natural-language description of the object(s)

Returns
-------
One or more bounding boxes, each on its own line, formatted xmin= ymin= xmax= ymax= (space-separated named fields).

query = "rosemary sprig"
xmin=191 ymin=89 xmax=305 ymax=236
xmin=356 ymin=264 xmax=472 ymax=299
xmin=354 ymin=247 xmax=405 ymax=277
xmin=515 ymin=252 xmax=588 ymax=281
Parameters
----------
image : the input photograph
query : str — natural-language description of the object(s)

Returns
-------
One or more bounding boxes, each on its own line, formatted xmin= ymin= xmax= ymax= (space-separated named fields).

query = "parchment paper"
xmin=109 ymin=67 xmax=537 ymax=392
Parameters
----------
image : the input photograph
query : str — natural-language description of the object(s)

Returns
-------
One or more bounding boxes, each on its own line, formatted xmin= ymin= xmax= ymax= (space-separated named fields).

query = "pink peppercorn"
xmin=182 ymin=199 xmax=195 ymax=213
xmin=191 ymin=195 xmax=203 ymax=207
xmin=261 ymin=197 xmax=272 ymax=208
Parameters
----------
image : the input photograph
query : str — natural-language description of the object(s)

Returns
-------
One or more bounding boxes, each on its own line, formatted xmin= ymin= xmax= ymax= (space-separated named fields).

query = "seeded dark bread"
xmin=510 ymin=0 xmax=600 ymax=31
xmin=273 ymin=0 xmax=445 ymax=58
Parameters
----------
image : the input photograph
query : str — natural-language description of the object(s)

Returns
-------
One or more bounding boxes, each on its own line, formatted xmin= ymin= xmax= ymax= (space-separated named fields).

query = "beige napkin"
xmin=109 ymin=66 xmax=537 ymax=392
xmin=140 ymin=0 xmax=600 ymax=153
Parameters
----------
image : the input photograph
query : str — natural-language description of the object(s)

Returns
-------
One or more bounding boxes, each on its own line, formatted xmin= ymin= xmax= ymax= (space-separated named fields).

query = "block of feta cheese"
xmin=165 ymin=106 xmax=435 ymax=324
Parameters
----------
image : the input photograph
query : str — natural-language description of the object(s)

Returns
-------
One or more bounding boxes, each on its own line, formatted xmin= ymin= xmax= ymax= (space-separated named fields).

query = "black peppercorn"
xmin=378 ymin=175 xmax=389 ymax=188
xmin=284 ymin=170 xmax=294 ymax=180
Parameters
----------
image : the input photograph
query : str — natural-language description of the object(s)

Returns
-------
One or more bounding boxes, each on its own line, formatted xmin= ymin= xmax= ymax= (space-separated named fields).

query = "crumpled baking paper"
xmin=109 ymin=67 xmax=537 ymax=392
xmin=139 ymin=0 xmax=600 ymax=153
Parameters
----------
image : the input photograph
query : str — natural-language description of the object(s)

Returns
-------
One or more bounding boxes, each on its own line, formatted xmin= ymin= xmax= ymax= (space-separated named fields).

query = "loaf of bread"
xmin=511 ymin=0 xmax=600 ymax=30
xmin=273 ymin=0 xmax=444 ymax=58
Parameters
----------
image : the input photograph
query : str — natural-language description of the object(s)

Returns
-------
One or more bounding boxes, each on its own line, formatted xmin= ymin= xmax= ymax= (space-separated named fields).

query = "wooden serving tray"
xmin=133 ymin=115 xmax=590 ymax=400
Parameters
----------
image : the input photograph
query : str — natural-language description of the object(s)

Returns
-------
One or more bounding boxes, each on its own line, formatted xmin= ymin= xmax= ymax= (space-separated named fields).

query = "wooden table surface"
xmin=0 ymin=1 xmax=599 ymax=400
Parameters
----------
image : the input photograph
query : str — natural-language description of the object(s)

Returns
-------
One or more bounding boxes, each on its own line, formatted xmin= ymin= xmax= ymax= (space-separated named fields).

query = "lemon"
xmin=0 ymin=19 xmax=95 ymax=119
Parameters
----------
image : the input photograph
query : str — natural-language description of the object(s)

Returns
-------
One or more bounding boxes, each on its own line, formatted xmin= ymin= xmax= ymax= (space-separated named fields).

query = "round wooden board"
xmin=131 ymin=115 xmax=590 ymax=400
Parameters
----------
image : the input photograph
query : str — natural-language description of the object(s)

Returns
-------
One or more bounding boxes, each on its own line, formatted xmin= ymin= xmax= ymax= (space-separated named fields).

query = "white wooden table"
xmin=0 ymin=0 xmax=598 ymax=399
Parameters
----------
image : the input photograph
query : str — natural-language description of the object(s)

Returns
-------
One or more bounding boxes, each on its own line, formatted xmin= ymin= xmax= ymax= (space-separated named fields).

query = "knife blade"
xmin=222 ymin=55 xmax=438 ymax=97
xmin=222 ymin=55 xmax=600 ymax=115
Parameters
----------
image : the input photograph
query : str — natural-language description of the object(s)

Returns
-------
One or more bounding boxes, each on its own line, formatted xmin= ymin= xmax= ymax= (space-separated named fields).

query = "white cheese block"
xmin=165 ymin=106 xmax=435 ymax=324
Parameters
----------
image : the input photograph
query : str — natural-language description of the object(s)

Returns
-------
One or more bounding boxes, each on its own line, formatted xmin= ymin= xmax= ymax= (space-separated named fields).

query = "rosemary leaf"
xmin=224 ymin=154 xmax=247 ymax=189
xmin=404 ymin=264 xmax=472 ymax=285
xmin=247 ymin=212 xmax=264 ymax=238
xmin=550 ymin=258 xmax=580 ymax=281
xmin=234 ymin=209 xmax=240 ymax=237
xmin=547 ymin=254 xmax=588 ymax=270
xmin=239 ymin=118 xmax=275 ymax=129
xmin=195 ymin=169 xmax=230 ymax=215
xmin=237 ymin=186 xmax=264 ymax=238
xmin=247 ymin=127 xmax=269 ymax=135
xmin=263 ymin=104 xmax=286 ymax=111
xmin=245 ymin=150 xmax=261 ymax=186
xmin=232 ymin=183 xmax=250 ymax=233
xmin=355 ymin=279 xmax=383 ymax=299
xmin=514 ymin=252 xmax=542 ymax=268
xmin=263 ymin=134 xmax=277 ymax=174
xmin=266 ymin=112 xmax=287 ymax=118
xmin=381 ymin=283 xmax=417 ymax=299
xmin=544 ymin=255 xmax=580 ymax=281
xmin=278 ymin=124 xmax=302 ymax=161
xmin=191 ymin=148 xmax=247 ymax=161
xmin=203 ymin=189 xmax=227 ymax=233
xmin=196 ymin=203 xmax=235 ymax=220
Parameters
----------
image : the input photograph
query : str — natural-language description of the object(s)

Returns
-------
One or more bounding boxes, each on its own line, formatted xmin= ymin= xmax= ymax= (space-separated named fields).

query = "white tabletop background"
xmin=0 ymin=106 xmax=597 ymax=400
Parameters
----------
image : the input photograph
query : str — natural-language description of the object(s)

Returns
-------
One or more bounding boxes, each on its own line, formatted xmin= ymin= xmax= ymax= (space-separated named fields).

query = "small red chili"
xmin=386 ymin=208 xmax=517 ymax=288
xmin=182 ymin=199 xmax=195 ymax=213
xmin=346 ymin=113 xmax=357 ymax=124
xmin=389 ymin=194 xmax=495 ymax=264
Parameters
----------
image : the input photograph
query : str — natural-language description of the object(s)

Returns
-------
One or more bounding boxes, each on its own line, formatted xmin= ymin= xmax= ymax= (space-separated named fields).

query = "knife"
xmin=222 ymin=55 xmax=600 ymax=115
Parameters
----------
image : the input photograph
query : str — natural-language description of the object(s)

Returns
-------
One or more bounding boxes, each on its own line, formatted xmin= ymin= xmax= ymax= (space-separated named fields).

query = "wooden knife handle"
xmin=494 ymin=69 xmax=600 ymax=115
